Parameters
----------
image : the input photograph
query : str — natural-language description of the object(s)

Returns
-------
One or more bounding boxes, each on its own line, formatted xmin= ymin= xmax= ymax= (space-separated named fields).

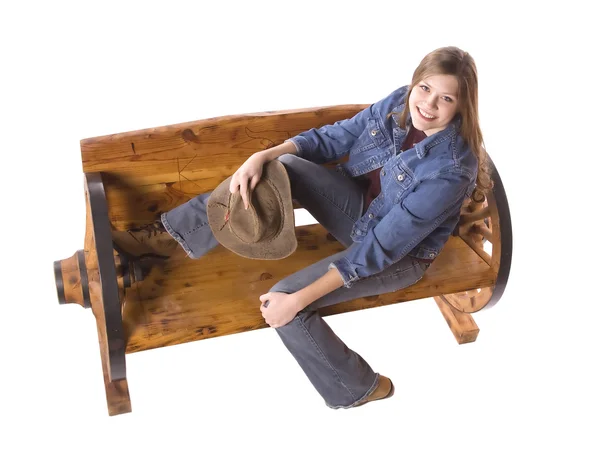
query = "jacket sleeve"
xmin=284 ymin=85 xmax=408 ymax=164
xmin=328 ymin=170 xmax=472 ymax=288
xmin=284 ymin=103 xmax=375 ymax=164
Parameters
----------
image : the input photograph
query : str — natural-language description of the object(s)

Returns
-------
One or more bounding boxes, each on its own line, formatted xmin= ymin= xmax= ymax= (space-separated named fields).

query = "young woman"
xmin=126 ymin=45 xmax=493 ymax=409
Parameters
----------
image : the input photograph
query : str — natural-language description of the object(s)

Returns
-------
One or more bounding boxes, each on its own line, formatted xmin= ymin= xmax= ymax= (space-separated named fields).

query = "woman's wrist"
xmin=292 ymin=291 xmax=311 ymax=312
xmin=290 ymin=292 xmax=307 ymax=315
xmin=294 ymin=268 xmax=344 ymax=310
xmin=255 ymin=141 xmax=298 ymax=162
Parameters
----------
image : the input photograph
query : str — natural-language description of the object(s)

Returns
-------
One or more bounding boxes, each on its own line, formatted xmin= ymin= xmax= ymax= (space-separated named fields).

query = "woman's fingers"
xmin=249 ymin=175 xmax=260 ymax=192
xmin=229 ymin=176 xmax=251 ymax=209
xmin=239 ymin=177 xmax=249 ymax=209
xmin=246 ymin=174 xmax=262 ymax=207
xmin=229 ymin=176 xmax=238 ymax=195
xmin=230 ymin=169 xmax=263 ymax=210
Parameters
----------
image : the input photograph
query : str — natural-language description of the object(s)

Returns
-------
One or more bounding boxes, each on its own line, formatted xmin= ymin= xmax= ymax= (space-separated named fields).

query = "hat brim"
xmin=207 ymin=160 xmax=297 ymax=260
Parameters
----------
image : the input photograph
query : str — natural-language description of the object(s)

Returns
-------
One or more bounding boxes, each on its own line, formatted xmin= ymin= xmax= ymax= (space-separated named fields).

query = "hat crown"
xmin=207 ymin=159 xmax=297 ymax=260
xmin=229 ymin=180 xmax=283 ymax=244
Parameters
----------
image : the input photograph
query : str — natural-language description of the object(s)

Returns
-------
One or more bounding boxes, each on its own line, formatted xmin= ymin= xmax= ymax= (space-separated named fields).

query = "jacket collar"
xmin=414 ymin=114 xmax=462 ymax=159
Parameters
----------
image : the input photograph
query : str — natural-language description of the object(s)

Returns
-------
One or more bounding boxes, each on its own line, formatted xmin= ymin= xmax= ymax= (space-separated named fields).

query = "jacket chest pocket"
xmin=389 ymin=164 xmax=413 ymax=201
xmin=367 ymin=117 xmax=388 ymax=147
xmin=349 ymin=117 xmax=389 ymax=155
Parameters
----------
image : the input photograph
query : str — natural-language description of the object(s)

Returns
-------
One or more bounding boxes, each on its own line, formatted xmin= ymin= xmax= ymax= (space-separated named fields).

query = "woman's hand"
xmin=229 ymin=152 xmax=268 ymax=210
xmin=259 ymin=292 xmax=305 ymax=328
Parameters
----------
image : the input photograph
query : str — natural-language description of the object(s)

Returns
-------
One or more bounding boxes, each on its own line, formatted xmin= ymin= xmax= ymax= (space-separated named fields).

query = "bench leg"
xmin=95 ymin=318 xmax=132 ymax=415
xmin=434 ymin=295 xmax=480 ymax=344
xmin=89 ymin=277 xmax=131 ymax=416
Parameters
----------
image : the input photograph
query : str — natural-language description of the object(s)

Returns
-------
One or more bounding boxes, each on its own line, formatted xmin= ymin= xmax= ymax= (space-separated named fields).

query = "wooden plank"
xmin=443 ymin=287 xmax=493 ymax=314
xmin=473 ymin=223 xmax=492 ymax=242
xmin=102 ymin=162 xmax=346 ymax=230
xmin=122 ymin=230 xmax=494 ymax=353
xmin=461 ymin=234 xmax=491 ymax=266
xmin=434 ymin=294 xmax=480 ymax=344
xmin=80 ymin=105 xmax=369 ymax=188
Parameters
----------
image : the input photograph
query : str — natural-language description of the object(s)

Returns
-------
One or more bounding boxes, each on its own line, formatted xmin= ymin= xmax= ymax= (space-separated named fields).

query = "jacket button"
xmin=397 ymin=174 xmax=405 ymax=181
xmin=381 ymin=169 xmax=386 ymax=176
xmin=371 ymin=130 xmax=377 ymax=136
xmin=368 ymin=213 xmax=374 ymax=218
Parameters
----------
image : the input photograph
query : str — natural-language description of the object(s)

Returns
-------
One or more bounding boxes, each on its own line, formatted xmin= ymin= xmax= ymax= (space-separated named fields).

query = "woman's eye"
xmin=420 ymin=85 xmax=452 ymax=103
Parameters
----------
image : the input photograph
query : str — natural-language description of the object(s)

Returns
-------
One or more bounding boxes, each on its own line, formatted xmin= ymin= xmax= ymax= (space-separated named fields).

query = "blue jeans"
xmin=161 ymin=154 xmax=429 ymax=408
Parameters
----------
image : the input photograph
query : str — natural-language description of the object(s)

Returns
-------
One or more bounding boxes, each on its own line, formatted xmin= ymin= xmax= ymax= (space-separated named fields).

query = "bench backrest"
xmin=81 ymin=105 xmax=367 ymax=230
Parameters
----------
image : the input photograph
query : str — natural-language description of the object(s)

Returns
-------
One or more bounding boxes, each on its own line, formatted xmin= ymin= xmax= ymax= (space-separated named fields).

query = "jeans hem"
xmin=161 ymin=212 xmax=197 ymax=259
xmin=324 ymin=373 xmax=380 ymax=409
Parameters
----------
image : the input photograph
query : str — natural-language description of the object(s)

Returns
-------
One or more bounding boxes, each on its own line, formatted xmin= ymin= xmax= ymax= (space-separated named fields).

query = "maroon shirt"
xmin=360 ymin=124 xmax=427 ymax=214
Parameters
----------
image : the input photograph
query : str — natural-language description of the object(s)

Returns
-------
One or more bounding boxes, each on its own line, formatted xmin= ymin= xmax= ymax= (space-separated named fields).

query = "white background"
xmin=2 ymin=1 xmax=599 ymax=462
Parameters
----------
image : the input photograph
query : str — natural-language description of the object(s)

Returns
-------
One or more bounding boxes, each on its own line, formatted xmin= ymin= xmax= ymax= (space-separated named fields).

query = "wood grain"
xmin=80 ymin=105 xmax=369 ymax=189
xmin=121 ymin=230 xmax=494 ymax=353
xmin=435 ymin=294 xmax=480 ymax=344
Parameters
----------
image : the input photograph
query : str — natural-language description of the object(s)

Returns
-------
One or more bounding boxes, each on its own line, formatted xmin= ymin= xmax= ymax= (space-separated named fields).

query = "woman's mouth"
xmin=417 ymin=106 xmax=436 ymax=121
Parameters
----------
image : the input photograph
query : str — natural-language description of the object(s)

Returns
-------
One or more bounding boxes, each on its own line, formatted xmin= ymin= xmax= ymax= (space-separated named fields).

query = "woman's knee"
xmin=276 ymin=153 xmax=297 ymax=165
xmin=275 ymin=153 xmax=305 ymax=176
xmin=268 ymin=281 xmax=295 ymax=294
xmin=276 ymin=153 xmax=313 ymax=178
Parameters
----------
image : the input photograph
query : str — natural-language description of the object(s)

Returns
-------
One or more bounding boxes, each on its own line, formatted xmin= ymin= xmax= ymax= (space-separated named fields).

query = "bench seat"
xmin=122 ymin=225 xmax=495 ymax=354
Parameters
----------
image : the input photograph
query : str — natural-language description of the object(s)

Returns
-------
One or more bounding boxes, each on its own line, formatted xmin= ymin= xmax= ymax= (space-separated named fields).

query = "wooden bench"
xmin=53 ymin=103 xmax=512 ymax=416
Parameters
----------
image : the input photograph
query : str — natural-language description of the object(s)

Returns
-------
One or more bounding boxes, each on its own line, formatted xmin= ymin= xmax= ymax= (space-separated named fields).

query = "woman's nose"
xmin=425 ymin=93 xmax=438 ymax=109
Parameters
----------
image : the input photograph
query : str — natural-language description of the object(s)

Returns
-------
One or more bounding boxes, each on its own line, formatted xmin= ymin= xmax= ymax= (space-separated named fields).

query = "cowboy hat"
xmin=206 ymin=160 xmax=297 ymax=260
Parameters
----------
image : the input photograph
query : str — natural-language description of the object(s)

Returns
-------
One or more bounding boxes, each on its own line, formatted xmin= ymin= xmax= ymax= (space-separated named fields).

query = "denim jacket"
xmin=285 ymin=85 xmax=479 ymax=288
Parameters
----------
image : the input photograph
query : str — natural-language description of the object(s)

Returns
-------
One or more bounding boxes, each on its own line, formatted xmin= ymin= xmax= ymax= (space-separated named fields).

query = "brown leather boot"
xmin=352 ymin=375 xmax=395 ymax=408
xmin=112 ymin=219 xmax=180 ymax=259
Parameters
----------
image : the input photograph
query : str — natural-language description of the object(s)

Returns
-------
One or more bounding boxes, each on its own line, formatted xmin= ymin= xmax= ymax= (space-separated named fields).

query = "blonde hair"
xmin=387 ymin=46 xmax=493 ymax=197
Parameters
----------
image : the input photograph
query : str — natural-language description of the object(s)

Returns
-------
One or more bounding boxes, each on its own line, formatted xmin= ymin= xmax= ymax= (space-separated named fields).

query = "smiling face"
xmin=408 ymin=74 xmax=460 ymax=137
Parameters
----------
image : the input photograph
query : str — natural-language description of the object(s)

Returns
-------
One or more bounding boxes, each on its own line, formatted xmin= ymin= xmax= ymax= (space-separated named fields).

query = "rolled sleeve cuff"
xmin=328 ymin=258 xmax=360 ymax=289
xmin=284 ymin=136 xmax=311 ymax=159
